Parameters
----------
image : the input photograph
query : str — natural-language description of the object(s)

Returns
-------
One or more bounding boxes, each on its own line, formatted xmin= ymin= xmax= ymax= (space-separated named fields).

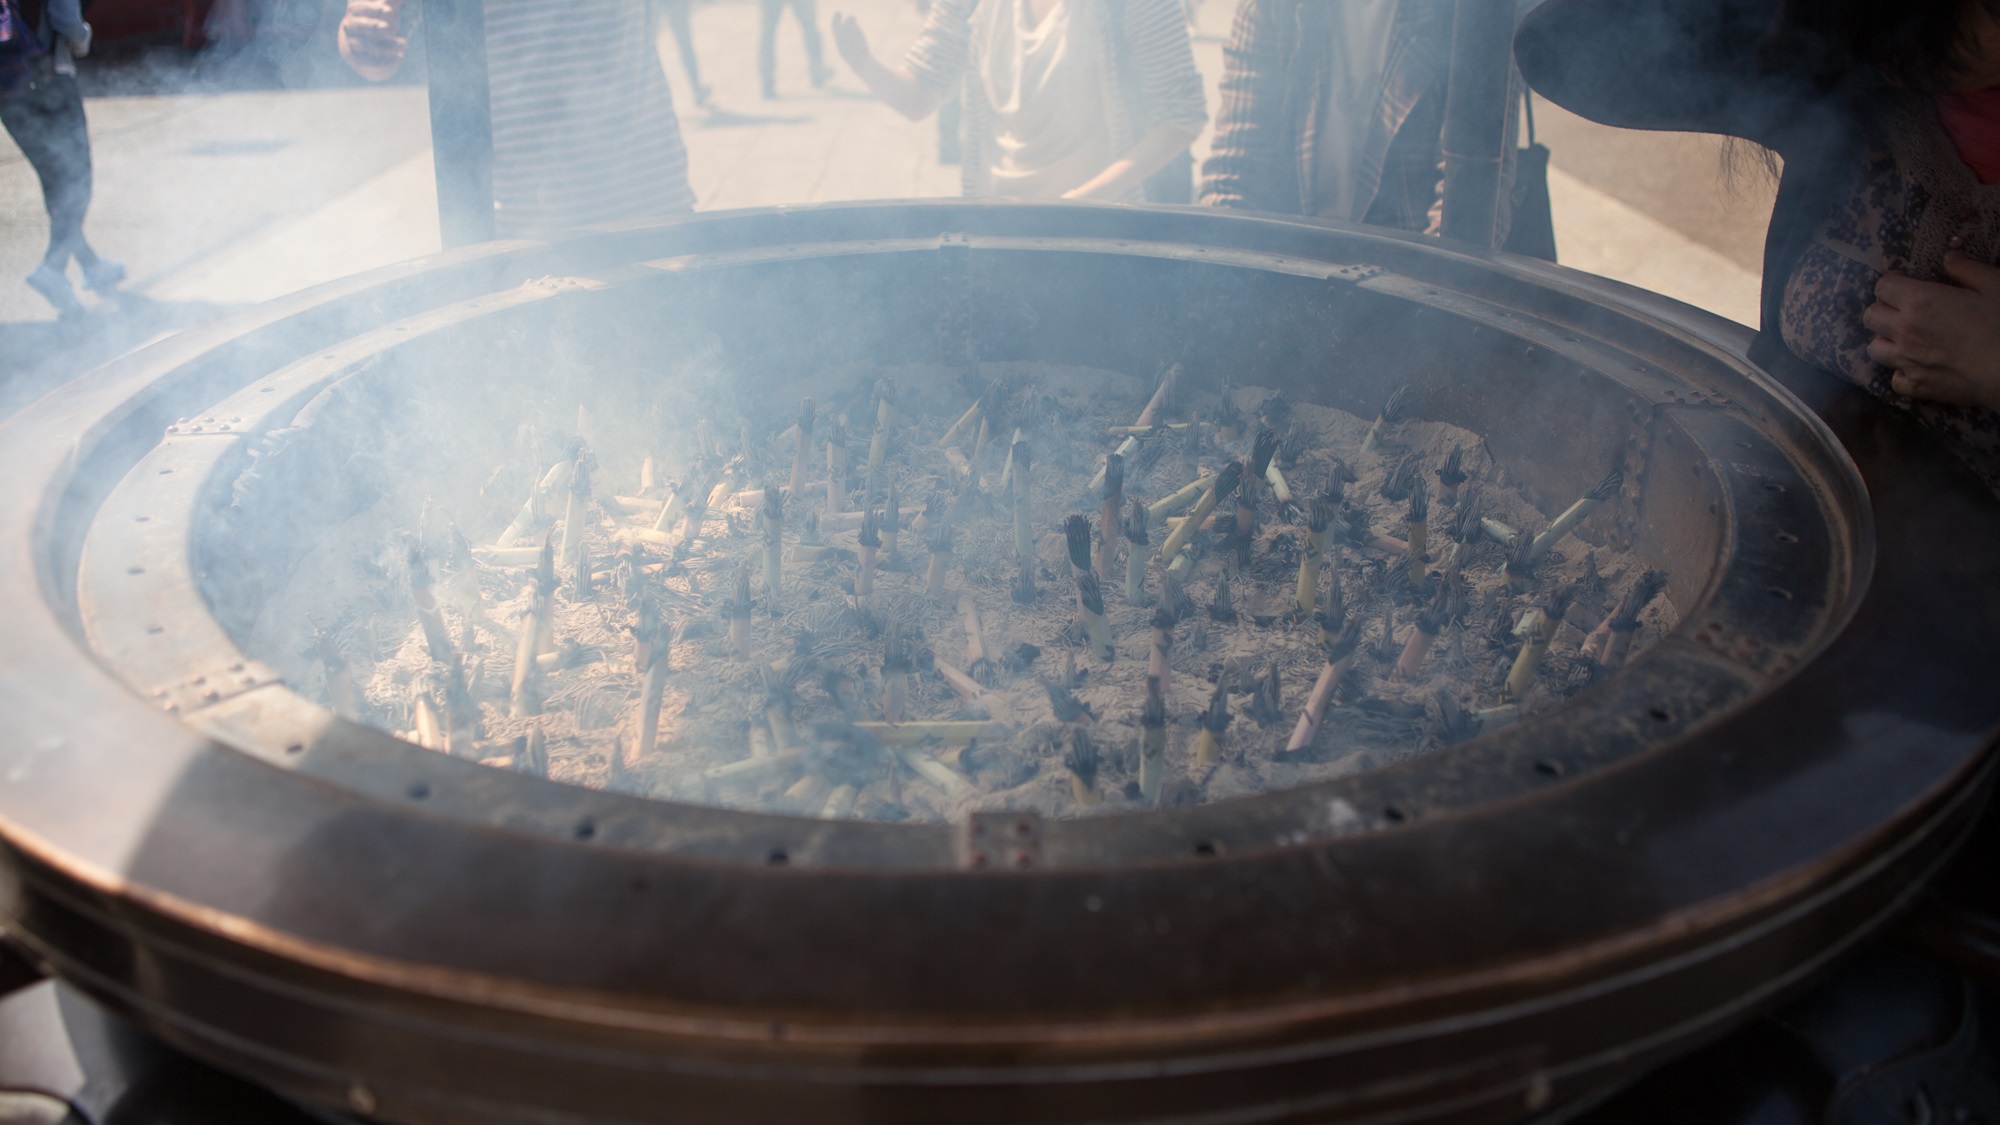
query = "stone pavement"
xmin=1 ymin=0 xmax=1773 ymax=409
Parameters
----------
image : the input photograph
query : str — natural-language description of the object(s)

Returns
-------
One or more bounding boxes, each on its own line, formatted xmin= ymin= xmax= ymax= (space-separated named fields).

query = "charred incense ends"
xmin=1194 ymin=679 xmax=1231 ymax=767
xmin=1584 ymin=568 xmax=1667 ymax=670
xmin=1139 ymin=675 xmax=1167 ymax=804
xmin=1064 ymin=727 xmax=1102 ymax=806
xmin=1123 ymin=498 xmax=1150 ymax=605
xmin=1528 ymin=466 xmax=1625 ymax=562
xmin=1077 ymin=573 xmax=1115 ymax=663
xmin=1360 ymin=385 xmax=1415 ymax=454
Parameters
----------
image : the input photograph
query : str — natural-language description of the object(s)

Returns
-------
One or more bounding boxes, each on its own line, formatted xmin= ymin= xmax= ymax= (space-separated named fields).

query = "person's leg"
xmin=0 ymin=78 xmax=88 ymax=314
xmin=662 ymin=0 xmax=709 ymax=105
xmin=41 ymin=76 xmax=117 ymax=288
xmin=789 ymin=0 xmax=829 ymax=86
xmin=757 ymin=0 xmax=781 ymax=96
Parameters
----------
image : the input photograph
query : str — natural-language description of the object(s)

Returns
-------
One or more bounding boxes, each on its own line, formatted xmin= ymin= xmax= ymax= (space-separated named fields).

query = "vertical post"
xmin=1439 ymin=0 xmax=1514 ymax=248
xmin=422 ymin=0 xmax=497 ymax=246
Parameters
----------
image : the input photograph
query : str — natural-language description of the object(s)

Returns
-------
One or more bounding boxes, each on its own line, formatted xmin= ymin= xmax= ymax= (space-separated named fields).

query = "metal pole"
xmin=1439 ymin=0 xmax=1514 ymax=248
xmin=422 ymin=0 xmax=497 ymax=247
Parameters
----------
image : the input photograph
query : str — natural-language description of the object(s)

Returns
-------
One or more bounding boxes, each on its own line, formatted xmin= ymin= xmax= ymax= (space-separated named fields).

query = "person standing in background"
xmin=1200 ymin=0 xmax=1520 ymax=236
xmin=830 ymin=0 xmax=1207 ymax=201
xmin=655 ymin=0 xmax=712 ymax=108
xmin=339 ymin=0 xmax=695 ymax=236
xmin=759 ymin=0 xmax=833 ymax=98
xmin=0 ymin=0 xmax=123 ymax=319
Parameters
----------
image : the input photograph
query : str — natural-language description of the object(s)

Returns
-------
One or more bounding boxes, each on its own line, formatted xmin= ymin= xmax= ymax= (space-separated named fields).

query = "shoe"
xmin=761 ymin=80 xmax=777 ymax=99
xmin=810 ymin=65 xmax=833 ymax=88
xmin=81 ymin=257 xmax=125 ymax=293
xmin=693 ymin=82 xmax=713 ymax=107
xmin=25 ymin=262 xmax=85 ymax=319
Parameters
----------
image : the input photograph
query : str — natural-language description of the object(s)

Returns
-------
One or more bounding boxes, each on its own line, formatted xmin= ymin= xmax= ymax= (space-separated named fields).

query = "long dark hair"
xmin=1766 ymin=0 xmax=2000 ymax=93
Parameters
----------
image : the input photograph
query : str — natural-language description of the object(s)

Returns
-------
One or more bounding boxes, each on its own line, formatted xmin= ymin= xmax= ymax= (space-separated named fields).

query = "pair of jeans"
xmin=756 ymin=0 xmax=824 ymax=91
xmin=0 ymin=70 xmax=95 ymax=270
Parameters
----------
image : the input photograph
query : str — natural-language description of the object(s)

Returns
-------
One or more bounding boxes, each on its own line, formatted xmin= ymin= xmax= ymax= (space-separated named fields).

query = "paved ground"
xmin=1 ymin=0 xmax=1775 ymax=413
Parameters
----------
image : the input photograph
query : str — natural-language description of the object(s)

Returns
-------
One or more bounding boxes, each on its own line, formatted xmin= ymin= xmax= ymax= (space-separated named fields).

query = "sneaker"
xmin=810 ymin=65 xmax=833 ymax=88
xmin=761 ymin=79 xmax=777 ymax=99
xmin=25 ymin=263 xmax=85 ymax=319
xmin=81 ymin=257 xmax=126 ymax=293
xmin=693 ymin=82 xmax=713 ymax=107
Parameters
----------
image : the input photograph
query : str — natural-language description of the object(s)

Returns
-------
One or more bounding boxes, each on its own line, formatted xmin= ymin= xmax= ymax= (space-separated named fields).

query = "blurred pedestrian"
xmin=0 ymin=0 xmax=122 ymax=318
xmin=1200 ymin=0 xmax=1524 ymax=235
xmin=831 ymin=0 xmax=1207 ymax=200
xmin=760 ymin=0 xmax=832 ymax=98
xmin=654 ymin=0 xmax=711 ymax=107
xmin=339 ymin=0 xmax=695 ymax=236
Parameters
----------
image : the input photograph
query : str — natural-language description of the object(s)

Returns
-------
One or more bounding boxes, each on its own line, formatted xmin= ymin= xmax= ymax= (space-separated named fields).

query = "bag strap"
xmin=1521 ymin=86 xmax=1537 ymax=148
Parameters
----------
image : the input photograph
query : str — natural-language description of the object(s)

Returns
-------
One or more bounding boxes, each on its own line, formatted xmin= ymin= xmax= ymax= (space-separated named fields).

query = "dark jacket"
xmin=1513 ymin=0 xmax=1883 ymax=348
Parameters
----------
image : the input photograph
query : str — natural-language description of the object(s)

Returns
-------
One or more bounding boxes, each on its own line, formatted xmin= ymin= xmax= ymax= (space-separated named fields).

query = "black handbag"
xmin=1503 ymin=93 xmax=1558 ymax=262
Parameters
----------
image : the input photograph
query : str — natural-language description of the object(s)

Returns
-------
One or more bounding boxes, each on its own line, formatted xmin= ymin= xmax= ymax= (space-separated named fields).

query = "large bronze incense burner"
xmin=0 ymin=201 xmax=1996 ymax=1124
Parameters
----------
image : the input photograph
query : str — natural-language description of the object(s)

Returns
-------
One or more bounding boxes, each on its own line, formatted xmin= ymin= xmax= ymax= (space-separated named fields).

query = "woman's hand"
xmin=831 ymin=12 xmax=875 ymax=73
xmin=1864 ymin=252 xmax=2000 ymax=413
xmin=830 ymin=12 xmax=938 ymax=120
xmin=339 ymin=0 xmax=408 ymax=81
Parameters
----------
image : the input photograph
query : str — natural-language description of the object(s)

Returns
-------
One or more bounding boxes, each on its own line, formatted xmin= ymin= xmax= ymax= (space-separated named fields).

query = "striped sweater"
xmin=483 ymin=0 xmax=695 ymax=236
xmin=903 ymin=0 xmax=1208 ymax=197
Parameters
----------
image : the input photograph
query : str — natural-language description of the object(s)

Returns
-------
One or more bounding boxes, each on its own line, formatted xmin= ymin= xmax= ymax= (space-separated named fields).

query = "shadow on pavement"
xmin=0 ymin=295 xmax=246 ymax=423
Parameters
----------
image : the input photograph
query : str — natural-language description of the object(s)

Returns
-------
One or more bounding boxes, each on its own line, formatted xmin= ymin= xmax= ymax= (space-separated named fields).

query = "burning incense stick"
xmin=406 ymin=543 xmax=454 ymax=665
xmin=1147 ymin=604 xmax=1174 ymax=691
xmin=1010 ymin=439 xmax=1034 ymax=571
xmin=1393 ymin=584 xmax=1452 ymax=681
xmin=925 ymin=527 xmax=954 ymax=600
xmin=759 ymin=486 xmax=784 ymax=596
xmin=1123 ymin=498 xmax=1150 ymax=605
xmin=515 ymin=721 xmax=547 ymax=777
xmin=1527 ymin=467 xmax=1624 ymax=561
xmin=1194 ymin=678 xmax=1230 ymax=766
xmin=633 ymin=612 xmax=673 ymax=761
xmin=961 ymin=599 xmax=994 ymax=685
xmin=1586 ymin=569 xmax=1667 ymax=669
xmin=882 ymin=483 xmax=902 ymax=563
xmin=1501 ymin=588 xmax=1573 ymax=703
xmin=1077 ymin=573 xmax=1115 ymax=663
xmin=789 ymin=398 xmax=815 ymax=495
xmin=1406 ymin=478 xmax=1430 ymax=566
xmin=559 ymin=448 xmax=592 ymax=575
xmin=826 ymin=417 xmax=850 ymax=513
xmin=1287 ymin=623 xmax=1362 ymax=753
xmin=1215 ymin=388 xmax=1243 ymax=444
xmin=1090 ymin=366 xmax=1176 ymax=496
xmin=1064 ymin=514 xmax=1092 ymax=580
xmin=1436 ymin=444 xmax=1467 ymax=504
xmin=1139 ymin=675 xmax=1167 ymax=804
xmin=1063 ymin=727 xmax=1101 ymax=806
xmin=1098 ymin=453 xmax=1123 ymax=584
xmin=1208 ymin=573 xmax=1237 ymax=623
xmin=314 ymin=625 xmax=360 ymax=719
xmin=726 ymin=567 xmax=754 ymax=662
xmin=1359 ymin=385 xmax=1414 ymax=454
xmin=856 ymin=510 xmax=880 ymax=599
xmin=1147 ymin=473 xmax=1213 ymax=521
xmin=1158 ymin=462 xmax=1243 ymax=567
xmin=881 ymin=624 xmax=911 ymax=722
xmin=1160 ymin=574 xmax=1195 ymax=623
xmin=508 ymin=548 xmax=556 ymax=718
xmin=938 ymin=386 xmax=987 ymax=451
xmin=864 ymin=379 xmax=893 ymax=503
xmin=1296 ymin=498 xmax=1334 ymax=616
